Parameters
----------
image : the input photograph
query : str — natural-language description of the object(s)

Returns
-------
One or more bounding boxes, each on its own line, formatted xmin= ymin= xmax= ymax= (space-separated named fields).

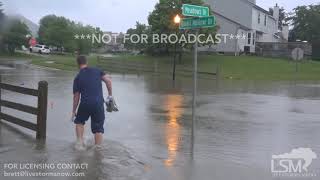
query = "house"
xmin=203 ymin=0 xmax=289 ymax=54
xmin=97 ymin=32 xmax=127 ymax=53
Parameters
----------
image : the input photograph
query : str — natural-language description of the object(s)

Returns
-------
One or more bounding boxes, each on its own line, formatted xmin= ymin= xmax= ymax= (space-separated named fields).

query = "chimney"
xmin=282 ymin=25 xmax=289 ymax=41
xmin=273 ymin=4 xmax=280 ymax=30
xmin=273 ymin=4 xmax=280 ymax=21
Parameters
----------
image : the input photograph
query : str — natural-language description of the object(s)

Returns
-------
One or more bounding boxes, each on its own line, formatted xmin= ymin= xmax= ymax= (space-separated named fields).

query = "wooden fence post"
xmin=36 ymin=81 xmax=48 ymax=140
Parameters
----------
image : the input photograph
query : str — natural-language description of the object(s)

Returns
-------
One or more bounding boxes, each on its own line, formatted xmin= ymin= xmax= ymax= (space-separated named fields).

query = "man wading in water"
xmin=72 ymin=55 xmax=112 ymax=149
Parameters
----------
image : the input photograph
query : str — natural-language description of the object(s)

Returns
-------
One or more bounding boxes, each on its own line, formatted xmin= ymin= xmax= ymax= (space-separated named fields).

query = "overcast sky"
xmin=2 ymin=0 xmax=319 ymax=32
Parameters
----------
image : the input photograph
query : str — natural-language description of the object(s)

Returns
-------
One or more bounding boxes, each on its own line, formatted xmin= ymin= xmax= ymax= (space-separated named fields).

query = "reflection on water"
xmin=164 ymin=95 xmax=184 ymax=167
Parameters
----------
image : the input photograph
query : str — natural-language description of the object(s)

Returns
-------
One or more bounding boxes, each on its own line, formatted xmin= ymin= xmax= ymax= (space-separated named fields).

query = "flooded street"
xmin=1 ymin=62 xmax=320 ymax=180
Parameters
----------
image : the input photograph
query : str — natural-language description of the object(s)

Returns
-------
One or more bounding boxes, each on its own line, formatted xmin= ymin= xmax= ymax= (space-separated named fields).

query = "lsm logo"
xmin=271 ymin=148 xmax=317 ymax=177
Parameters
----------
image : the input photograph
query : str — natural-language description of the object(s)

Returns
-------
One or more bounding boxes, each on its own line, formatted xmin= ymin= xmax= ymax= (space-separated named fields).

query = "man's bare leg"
xmin=76 ymin=124 xmax=85 ymax=144
xmin=94 ymin=133 xmax=103 ymax=145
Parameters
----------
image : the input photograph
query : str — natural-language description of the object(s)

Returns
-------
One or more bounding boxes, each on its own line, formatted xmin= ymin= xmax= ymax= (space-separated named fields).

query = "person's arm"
xmin=73 ymin=92 xmax=80 ymax=115
xmin=72 ymin=76 xmax=80 ymax=118
xmin=102 ymin=74 xmax=112 ymax=96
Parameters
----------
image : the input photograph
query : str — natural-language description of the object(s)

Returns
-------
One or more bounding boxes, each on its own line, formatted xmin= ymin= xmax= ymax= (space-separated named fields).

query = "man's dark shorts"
xmin=74 ymin=102 xmax=105 ymax=134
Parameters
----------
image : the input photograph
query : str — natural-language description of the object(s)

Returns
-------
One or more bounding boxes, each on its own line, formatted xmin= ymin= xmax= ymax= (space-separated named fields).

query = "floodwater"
xmin=0 ymin=61 xmax=320 ymax=180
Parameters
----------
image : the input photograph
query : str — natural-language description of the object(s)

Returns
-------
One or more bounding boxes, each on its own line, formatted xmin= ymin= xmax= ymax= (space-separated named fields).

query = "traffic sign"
xmin=182 ymin=4 xmax=209 ymax=17
xmin=291 ymin=48 xmax=304 ymax=61
xmin=179 ymin=16 xmax=216 ymax=29
xmin=291 ymin=48 xmax=304 ymax=72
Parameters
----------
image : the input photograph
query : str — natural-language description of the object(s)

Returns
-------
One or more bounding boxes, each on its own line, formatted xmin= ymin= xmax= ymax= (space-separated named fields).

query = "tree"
xmin=125 ymin=22 xmax=150 ymax=51
xmin=0 ymin=1 xmax=6 ymax=52
xmin=71 ymin=23 xmax=103 ymax=54
xmin=38 ymin=15 xmax=74 ymax=51
xmin=3 ymin=20 xmax=30 ymax=54
xmin=124 ymin=0 xmax=219 ymax=56
xmin=287 ymin=4 xmax=320 ymax=42
xmin=0 ymin=1 xmax=4 ymax=25
xmin=38 ymin=15 xmax=103 ymax=54
xmin=147 ymin=0 xmax=217 ymax=55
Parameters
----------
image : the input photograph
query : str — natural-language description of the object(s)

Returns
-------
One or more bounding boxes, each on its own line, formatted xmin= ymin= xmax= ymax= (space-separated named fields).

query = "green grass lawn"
xmin=31 ymin=55 xmax=97 ymax=71
xmin=1 ymin=52 xmax=320 ymax=80
xmin=198 ymin=55 xmax=320 ymax=80
xmin=107 ymin=54 xmax=320 ymax=80
xmin=0 ymin=53 xmax=98 ymax=71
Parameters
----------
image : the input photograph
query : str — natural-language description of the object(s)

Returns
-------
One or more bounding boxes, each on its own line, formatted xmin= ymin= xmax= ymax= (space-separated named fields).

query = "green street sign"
xmin=179 ymin=16 xmax=216 ymax=29
xmin=182 ymin=4 xmax=209 ymax=17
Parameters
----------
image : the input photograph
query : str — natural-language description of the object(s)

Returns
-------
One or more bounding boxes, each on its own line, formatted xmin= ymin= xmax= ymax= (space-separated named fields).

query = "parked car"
xmin=31 ymin=44 xmax=51 ymax=54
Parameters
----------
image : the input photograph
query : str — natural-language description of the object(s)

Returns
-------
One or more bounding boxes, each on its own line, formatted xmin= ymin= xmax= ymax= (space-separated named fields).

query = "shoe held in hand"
xmin=105 ymin=96 xmax=119 ymax=112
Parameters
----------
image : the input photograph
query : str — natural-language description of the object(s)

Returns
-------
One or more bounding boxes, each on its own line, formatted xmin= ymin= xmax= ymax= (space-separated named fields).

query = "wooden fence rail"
xmin=0 ymin=76 xmax=48 ymax=140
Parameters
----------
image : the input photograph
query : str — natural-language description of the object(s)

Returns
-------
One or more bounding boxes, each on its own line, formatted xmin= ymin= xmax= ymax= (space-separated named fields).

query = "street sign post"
xmin=291 ymin=48 xmax=304 ymax=72
xmin=180 ymin=4 xmax=216 ymax=158
xmin=182 ymin=4 xmax=209 ymax=17
xmin=191 ymin=29 xmax=199 ymax=156
xmin=179 ymin=16 xmax=216 ymax=29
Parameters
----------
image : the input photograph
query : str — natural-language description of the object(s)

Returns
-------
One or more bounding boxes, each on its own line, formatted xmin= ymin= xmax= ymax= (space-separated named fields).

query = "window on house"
xmin=258 ymin=13 xmax=261 ymax=24
xmin=253 ymin=33 xmax=255 ymax=45
xmin=248 ymin=32 xmax=251 ymax=44
xmin=264 ymin=15 xmax=267 ymax=26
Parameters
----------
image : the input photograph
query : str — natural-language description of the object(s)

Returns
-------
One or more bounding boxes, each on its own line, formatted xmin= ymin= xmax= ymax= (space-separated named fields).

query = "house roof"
xmin=212 ymin=11 xmax=251 ymax=31
xmin=252 ymin=4 xmax=271 ymax=15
